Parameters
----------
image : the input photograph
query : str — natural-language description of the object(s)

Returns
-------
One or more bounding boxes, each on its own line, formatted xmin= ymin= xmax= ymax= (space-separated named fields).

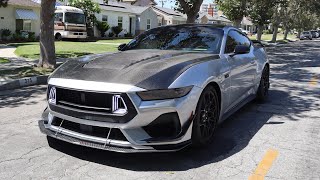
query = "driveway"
xmin=0 ymin=40 xmax=319 ymax=180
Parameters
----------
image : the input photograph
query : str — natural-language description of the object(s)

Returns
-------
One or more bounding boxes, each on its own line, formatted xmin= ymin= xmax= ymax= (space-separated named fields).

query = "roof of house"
xmin=152 ymin=6 xmax=187 ymax=18
xmin=8 ymin=0 xmax=40 ymax=7
xmin=241 ymin=17 xmax=253 ymax=26
xmin=122 ymin=0 xmax=157 ymax=6
xmin=199 ymin=12 xmax=232 ymax=23
xmin=99 ymin=1 xmax=150 ymax=14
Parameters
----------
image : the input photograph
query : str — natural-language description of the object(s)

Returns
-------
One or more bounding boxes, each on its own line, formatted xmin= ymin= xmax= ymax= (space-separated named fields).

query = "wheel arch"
xmin=206 ymin=82 xmax=222 ymax=108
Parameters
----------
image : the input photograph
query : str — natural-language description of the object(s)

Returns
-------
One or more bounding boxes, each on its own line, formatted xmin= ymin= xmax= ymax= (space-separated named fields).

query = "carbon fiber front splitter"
xmin=38 ymin=120 xmax=191 ymax=153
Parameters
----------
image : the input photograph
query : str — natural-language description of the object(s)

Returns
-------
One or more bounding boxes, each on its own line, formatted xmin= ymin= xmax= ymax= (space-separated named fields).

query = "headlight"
xmin=137 ymin=86 xmax=193 ymax=101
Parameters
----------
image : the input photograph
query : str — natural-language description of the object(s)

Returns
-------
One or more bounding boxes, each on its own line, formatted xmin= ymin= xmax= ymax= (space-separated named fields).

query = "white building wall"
xmin=138 ymin=8 xmax=158 ymax=31
xmin=0 ymin=5 xmax=40 ymax=37
xmin=95 ymin=10 xmax=132 ymax=37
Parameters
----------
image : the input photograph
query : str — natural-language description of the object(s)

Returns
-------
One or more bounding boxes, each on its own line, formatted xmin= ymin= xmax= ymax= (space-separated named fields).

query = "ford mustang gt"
xmin=39 ymin=24 xmax=270 ymax=153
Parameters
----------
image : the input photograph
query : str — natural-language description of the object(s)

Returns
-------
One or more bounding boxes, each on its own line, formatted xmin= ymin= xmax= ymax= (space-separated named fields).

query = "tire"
xmin=55 ymin=33 xmax=62 ymax=41
xmin=256 ymin=66 xmax=270 ymax=102
xmin=192 ymin=86 xmax=220 ymax=147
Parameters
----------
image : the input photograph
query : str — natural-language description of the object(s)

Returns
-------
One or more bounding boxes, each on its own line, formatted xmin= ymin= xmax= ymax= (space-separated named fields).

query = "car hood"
xmin=50 ymin=49 xmax=220 ymax=90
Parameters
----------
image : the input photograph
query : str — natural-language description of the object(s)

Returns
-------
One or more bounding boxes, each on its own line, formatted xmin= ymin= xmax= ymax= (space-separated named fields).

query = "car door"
xmin=225 ymin=30 xmax=256 ymax=109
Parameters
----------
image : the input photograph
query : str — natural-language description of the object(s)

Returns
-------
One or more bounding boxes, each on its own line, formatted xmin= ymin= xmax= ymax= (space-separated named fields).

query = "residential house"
xmin=200 ymin=2 xmax=219 ymax=16
xmin=241 ymin=17 xmax=256 ymax=33
xmin=198 ymin=12 xmax=232 ymax=26
xmin=152 ymin=6 xmax=187 ymax=26
xmin=0 ymin=0 xmax=40 ymax=38
xmin=95 ymin=0 xmax=158 ymax=37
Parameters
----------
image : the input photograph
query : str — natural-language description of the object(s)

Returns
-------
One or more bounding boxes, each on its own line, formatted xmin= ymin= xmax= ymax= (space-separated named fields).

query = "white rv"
xmin=54 ymin=6 xmax=87 ymax=40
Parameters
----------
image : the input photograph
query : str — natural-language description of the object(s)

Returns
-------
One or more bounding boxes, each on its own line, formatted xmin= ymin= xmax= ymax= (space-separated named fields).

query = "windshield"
xmin=65 ymin=12 xmax=85 ymax=24
xmin=125 ymin=26 xmax=223 ymax=53
xmin=303 ymin=32 xmax=309 ymax=34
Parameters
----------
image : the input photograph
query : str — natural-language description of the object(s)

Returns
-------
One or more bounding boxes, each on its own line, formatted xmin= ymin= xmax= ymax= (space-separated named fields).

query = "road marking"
xmin=248 ymin=149 xmax=279 ymax=180
xmin=310 ymin=76 xmax=318 ymax=86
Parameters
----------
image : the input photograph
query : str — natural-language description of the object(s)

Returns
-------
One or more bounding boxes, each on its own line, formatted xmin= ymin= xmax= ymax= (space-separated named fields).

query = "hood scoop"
xmin=82 ymin=50 xmax=188 ymax=70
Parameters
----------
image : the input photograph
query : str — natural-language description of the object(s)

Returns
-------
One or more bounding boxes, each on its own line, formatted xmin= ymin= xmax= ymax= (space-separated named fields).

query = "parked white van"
xmin=54 ymin=6 xmax=87 ymax=40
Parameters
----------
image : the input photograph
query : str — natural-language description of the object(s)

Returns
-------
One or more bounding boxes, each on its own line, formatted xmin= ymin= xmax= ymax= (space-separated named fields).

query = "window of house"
xmin=147 ymin=19 xmax=151 ymax=30
xmin=118 ymin=16 xmax=123 ymax=28
xmin=102 ymin=15 xmax=108 ymax=22
xmin=23 ymin=20 xmax=32 ymax=31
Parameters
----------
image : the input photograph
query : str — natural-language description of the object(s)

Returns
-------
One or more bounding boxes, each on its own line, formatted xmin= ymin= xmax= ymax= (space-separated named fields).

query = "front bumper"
xmin=39 ymin=120 xmax=191 ymax=153
xmin=39 ymin=85 xmax=203 ymax=153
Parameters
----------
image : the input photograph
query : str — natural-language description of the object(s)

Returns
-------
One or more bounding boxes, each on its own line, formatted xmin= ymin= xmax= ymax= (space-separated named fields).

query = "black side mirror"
xmin=234 ymin=45 xmax=250 ymax=54
xmin=118 ymin=43 xmax=126 ymax=51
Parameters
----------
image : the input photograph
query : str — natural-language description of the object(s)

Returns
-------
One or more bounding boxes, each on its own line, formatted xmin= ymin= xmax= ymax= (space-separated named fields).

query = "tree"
xmin=0 ymin=0 xmax=8 ymax=7
xmin=38 ymin=0 xmax=56 ymax=68
xmin=68 ymin=0 xmax=101 ymax=36
xmin=96 ymin=21 xmax=110 ymax=37
xmin=216 ymin=0 xmax=248 ymax=27
xmin=174 ymin=0 xmax=204 ymax=23
xmin=248 ymin=0 xmax=277 ymax=40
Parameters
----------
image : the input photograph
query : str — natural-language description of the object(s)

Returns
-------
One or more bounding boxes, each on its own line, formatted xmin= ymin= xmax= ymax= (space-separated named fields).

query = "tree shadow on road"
xmin=48 ymin=86 xmax=319 ymax=171
xmin=0 ymin=85 xmax=47 ymax=108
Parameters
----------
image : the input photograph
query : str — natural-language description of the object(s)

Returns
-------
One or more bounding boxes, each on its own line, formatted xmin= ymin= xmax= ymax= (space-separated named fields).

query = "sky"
xmin=155 ymin=0 xmax=213 ymax=9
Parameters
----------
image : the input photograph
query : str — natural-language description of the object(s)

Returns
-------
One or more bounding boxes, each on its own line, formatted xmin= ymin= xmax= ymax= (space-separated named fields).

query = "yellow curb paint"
xmin=248 ymin=149 xmax=279 ymax=180
xmin=310 ymin=76 xmax=318 ymax=86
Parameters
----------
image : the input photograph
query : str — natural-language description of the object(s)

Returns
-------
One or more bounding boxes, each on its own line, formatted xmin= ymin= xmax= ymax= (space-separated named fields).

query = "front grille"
xmin=48 ymin=86 xmax=138 ymax=123
xmin=56 ymin=88 xmax=113 ymax=113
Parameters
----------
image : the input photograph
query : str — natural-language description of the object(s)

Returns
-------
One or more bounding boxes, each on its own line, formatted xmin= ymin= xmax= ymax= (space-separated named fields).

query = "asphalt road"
xmin=0 ymin=40 xmax=319 ymax=180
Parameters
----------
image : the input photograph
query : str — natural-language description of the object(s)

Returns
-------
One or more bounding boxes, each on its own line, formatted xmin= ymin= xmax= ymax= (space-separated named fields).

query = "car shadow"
xmin=47 ymin=87 xmax=316 ymax=171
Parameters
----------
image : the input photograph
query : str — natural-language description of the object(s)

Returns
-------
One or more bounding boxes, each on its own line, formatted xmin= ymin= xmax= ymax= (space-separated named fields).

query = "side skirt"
xmin=220 ymin=94 xmax=256 ymax=123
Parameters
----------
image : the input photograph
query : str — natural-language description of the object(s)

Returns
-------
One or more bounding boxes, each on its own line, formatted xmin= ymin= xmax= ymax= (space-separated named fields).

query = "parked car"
xmin=39 ymin=24 xmax=270 ymax=153
xmin=300 ymin=31 xmax=312 ymax=40
xmin=310 ymin=30 xmax=319 ymax=38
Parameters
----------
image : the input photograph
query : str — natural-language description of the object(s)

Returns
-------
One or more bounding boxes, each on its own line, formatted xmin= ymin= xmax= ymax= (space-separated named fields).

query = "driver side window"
xmin=225 ymin=30 xmax=251 ymax=54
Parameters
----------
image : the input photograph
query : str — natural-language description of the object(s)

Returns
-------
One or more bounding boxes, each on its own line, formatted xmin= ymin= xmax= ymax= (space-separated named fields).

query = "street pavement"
xmin=0 ymin=40 xmax=319 ymax=180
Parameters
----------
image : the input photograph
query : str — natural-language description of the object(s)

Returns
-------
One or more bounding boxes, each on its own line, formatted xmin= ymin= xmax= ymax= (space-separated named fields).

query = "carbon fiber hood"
xmin=51 ymin=49 xmax=220 ymax=90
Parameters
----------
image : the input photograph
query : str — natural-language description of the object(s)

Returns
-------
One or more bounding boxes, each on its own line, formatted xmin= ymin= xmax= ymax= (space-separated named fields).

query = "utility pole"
xmin=159 ymin=0 xmax=167 ymax=7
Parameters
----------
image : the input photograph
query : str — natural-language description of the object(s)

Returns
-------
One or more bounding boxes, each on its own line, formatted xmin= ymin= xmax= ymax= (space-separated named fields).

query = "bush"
xmin=1 ymin=29 xmax=11 ymax=39
xmin=28 ymin=32 xmax=36 ymax=41
xmin=124 ymin=33 xmax=133 ymax=38
xmin=111 ymin=26 xmax=123 ymax=37
xmin=12 ymin=31 xmax=27 ymax=41
xmin=263 ymin=29 xmax=272 ymax=34
xmin=96 ymin=21 xmax=110 ymax=37
xmin=108 ymin=32 xmax=115 ymax=37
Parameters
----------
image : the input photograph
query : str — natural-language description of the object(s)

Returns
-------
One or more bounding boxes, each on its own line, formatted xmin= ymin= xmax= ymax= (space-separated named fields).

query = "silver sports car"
xmin=39 ymin=24 xmax=270 ymax=153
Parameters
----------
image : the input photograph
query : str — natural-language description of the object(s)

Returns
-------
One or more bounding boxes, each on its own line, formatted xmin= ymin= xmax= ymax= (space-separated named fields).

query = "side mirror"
xmin=118 ymin=43 xmax=126 ymax=51
xmin=234 ymin=45 xmax=250 ymax=54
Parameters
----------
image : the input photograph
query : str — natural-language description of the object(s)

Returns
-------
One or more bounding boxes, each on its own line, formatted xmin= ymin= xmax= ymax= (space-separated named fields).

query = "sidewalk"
xmin=0 ymin=45 xmax=18 ymax=58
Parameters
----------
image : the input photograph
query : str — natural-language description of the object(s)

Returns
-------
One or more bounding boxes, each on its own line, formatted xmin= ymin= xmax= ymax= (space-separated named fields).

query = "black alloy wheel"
xmin=257 ymin=66 xmax=270 ymax=102
xmin=192 ymin=86 xmax=220 ymax=146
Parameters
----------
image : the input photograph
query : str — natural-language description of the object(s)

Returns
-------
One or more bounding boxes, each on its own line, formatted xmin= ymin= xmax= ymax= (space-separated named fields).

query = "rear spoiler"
xmin=251 ymin=40 xmax=265 ymax=47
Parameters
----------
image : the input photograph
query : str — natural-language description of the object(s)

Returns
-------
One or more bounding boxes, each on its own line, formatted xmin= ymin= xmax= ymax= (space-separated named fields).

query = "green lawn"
xmin=0 ymin=66 xmax=54 ymax=79
xmin=248 ymin=33 xmax=298 ymax=42
xmin=8 ymin=39 xmax=132 ymax=59
xmin=0 ymin=58 xmax=10 ymax=64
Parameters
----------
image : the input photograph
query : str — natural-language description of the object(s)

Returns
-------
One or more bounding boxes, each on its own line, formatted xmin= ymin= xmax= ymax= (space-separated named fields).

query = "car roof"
xmin=158 ymin=24 xmax=237 ymax=33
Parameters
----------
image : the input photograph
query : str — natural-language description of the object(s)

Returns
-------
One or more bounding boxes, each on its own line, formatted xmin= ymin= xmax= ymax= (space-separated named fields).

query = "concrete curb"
xmin=0 ymin=75 xmax=48 ymax=91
